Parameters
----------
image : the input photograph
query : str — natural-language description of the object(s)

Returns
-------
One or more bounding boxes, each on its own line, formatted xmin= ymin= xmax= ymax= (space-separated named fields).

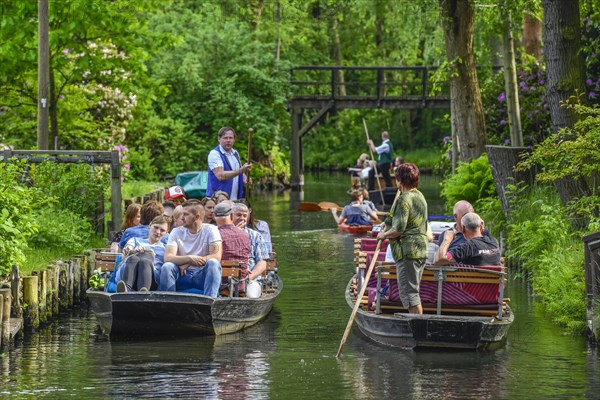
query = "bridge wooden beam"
xmin=298 ymin=101 xmax=334 ymax=138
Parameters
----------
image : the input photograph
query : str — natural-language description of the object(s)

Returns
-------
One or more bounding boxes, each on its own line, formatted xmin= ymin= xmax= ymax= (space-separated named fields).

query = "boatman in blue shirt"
xmin=206 ymin=126 xmax=252 ymax=200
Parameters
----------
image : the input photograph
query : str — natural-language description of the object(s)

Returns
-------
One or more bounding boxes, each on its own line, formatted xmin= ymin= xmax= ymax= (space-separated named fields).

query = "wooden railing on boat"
xmin=352 ymin=238 xmax=510 ymax=319
xmin=93 ymin=250 xmax=278 ymax=297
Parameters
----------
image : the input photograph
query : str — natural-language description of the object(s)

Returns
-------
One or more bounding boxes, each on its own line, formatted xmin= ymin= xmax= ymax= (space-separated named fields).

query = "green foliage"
xmin=0 ymin=161 xmax=39 ymax=275
xmin=518 ymin=101 xmax=600 ymax=227
xmin=30 ymin=162 xmax=108 ymax=222
xmin=440 ymin=154 xmax=496 ymax=214
xmin=28 ymin=208 xmax=93 ymax=253
xmin=504 ymin=185 xmax=586 ymax=333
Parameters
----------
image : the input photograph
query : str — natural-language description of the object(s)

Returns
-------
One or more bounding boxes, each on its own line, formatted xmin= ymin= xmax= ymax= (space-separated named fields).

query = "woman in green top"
xmin=376 ymin=163 xmax=429 ymax=314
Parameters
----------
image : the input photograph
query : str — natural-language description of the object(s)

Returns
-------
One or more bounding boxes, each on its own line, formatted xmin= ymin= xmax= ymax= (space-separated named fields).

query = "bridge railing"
xmin=290 ymin=66 xmax=450 ymax=100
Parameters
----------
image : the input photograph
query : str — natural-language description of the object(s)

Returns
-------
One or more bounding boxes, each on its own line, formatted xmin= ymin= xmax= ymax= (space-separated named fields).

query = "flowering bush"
xmin=481 ymin=60 xmax=552 ymax=148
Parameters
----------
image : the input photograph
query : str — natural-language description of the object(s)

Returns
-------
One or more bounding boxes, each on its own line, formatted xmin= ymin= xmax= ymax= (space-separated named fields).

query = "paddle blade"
xmin=318 ymin=201 xmax=342 ymax=212
xmin=298 ymin=202 xmax=322 ymax=212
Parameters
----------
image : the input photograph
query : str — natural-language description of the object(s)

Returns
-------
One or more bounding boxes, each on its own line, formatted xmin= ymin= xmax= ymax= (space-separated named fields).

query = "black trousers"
xmin=368 ymin=162 xmax=392 ymax=190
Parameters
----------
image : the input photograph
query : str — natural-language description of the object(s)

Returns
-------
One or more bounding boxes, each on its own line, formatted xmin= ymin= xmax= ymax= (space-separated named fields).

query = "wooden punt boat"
xmin=348 ymin=238 xmax=514 ymax=350
xmin=87 ymin=274 xmax=282 ymax=337
xmin=88 ymin=253 xmax=282 ymax=337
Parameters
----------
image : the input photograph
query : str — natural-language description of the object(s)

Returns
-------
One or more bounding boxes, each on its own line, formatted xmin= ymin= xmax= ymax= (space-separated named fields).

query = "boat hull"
xmin=345 ymin=278 xmax=513 ymax=350
xmin=338 ymin=223 xmax=372 ymax=235
xmin=88 ymin=276 xmax=282 ymax=337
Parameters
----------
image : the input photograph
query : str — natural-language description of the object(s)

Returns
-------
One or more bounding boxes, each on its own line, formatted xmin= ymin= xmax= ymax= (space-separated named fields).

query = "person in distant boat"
xmin=206 ymin=127 xmax=252 ymax=201
xmin=116 ymin=215 xmax=170 ymax=292
xmin=232 ymin=202 xmax=269 ymax=280
xmin=376 ymin=163 xmax=428 ymax=315
xmin=331 ymin=189 xmax=378 ymax=226
xmin=118 ymin=200 xmax=165 ymax=250
xmin=367 ymin=131 xmax=394 ymax=190
xmin=434 ymin=212 xmax=501 ymax=266
xmin=157 ymin=199 xmax=222 ymax=296
xmin=349 ymin=153 xmax=369 ymax=189
xmin=437 ymin=200 xmax=490 ymax=252
xmin=394 ymin=155 xmax=405 ymax=171
xmin=110 ymin=203 xmax=141 ymax=252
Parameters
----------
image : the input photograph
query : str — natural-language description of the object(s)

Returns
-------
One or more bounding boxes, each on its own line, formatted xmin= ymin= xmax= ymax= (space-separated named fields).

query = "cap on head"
xmin=214 ymin=202 xmax=232 ymax=217
xmin=165 ymin=186 xmax=186 ymax=202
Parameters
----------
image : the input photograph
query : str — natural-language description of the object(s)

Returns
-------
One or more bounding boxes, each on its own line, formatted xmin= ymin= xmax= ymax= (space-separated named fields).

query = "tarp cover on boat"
xmin=175 ymin=171 xmax=208 ymax=199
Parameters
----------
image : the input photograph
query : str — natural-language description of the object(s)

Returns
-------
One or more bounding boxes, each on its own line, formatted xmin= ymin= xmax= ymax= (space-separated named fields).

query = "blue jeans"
xmin=157 ymin=259 xmax=222 ymax=297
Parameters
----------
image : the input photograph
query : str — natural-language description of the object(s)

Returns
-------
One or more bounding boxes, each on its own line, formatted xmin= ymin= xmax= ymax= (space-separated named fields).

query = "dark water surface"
xmin=1 ymin=173 xmax=598 ymax=399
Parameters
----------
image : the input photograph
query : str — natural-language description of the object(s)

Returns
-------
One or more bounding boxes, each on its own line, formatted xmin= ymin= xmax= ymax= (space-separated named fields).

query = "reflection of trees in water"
xmin=341 ymin=332 xmax=506 ymax=399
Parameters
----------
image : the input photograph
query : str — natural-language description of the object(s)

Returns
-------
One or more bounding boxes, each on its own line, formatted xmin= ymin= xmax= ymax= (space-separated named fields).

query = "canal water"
xmin=1 ymin=173 xmax=598 ymax=399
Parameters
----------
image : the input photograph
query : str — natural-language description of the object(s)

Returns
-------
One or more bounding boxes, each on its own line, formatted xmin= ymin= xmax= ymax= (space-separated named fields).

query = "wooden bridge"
xmin=289 ymin=66 xmax=451 ymax=190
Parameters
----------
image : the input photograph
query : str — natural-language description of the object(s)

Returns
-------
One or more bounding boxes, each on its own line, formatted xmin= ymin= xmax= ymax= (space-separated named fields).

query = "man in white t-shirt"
xmin=206 ymin=126 xmax=252 ymax=200
xmin=157 ymin=199 xmax=223 ymax=296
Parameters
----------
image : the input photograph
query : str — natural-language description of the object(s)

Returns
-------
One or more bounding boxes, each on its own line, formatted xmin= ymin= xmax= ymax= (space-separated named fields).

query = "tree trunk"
xmin=523 ymin=12 xmax=543 ymax=60
xmin=500 ymin=1 xmax=523 ymax=147
xmin=440 ymin=0 xmax=487 ymax=162
xmin=274 ymin=1 xmax=281 ymax=61
xmin=332 ymin=16 xmax=346 ymax=96
xmin=542 ymin=0 xmax=591 ymax=225
xmin=486 ymin=145 xmax=536 ymax=218
xmin=49 ymin=67 xmax=59 ymax=149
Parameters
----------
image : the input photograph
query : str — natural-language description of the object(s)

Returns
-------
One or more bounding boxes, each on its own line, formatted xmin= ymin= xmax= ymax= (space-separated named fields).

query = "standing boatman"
xmin=367 ymin=130 xmax=394 ymax=190
xmin=206 ymin=126 xmax=252 ymax=200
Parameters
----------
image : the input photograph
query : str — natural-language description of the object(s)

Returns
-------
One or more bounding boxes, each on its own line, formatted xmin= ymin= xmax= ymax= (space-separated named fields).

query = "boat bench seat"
xmin=354 ymin=262 xmax=508 ymax=317
xmin=95 ymin=251 xmax=120 ymax=272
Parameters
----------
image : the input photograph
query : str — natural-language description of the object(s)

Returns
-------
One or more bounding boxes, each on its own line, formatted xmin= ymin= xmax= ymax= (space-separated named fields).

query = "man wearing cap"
xmin=206 ymin=126 xmax=252 ymax=200
xmin=157 ymin=199 xmax=223 ymax=296
xmin=214 ymin=201 xmax=251 ymax=285
xmin=231 ymin=202 xmax=269 ymax=280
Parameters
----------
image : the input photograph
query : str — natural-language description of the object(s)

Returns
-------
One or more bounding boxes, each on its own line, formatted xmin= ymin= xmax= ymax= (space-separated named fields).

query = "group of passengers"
xmin=108 ymin=126 xmax=272 ymax=298
xmin=344 ymin=129 xmax=502 ymax=315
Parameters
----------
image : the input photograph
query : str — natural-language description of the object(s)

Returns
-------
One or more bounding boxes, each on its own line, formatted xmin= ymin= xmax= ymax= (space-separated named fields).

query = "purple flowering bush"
xmin=481 ymin=60 xmax=551 ymax=148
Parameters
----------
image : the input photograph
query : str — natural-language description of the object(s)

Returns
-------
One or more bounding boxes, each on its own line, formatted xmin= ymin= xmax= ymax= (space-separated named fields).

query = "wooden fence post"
xmin=0 ymin=288 xmax=10 ymax=345
xmin=23 ymin=276 xmax=39 ymax=330
xmin=10 ymin=265 xmax=22 ymax=319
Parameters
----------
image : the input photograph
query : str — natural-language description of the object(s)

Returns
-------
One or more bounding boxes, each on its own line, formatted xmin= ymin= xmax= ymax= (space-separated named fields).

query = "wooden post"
xmin=32 ymin=271 xmax=47 ymax=325
xmin=80 ymin=255 xmax=89 ymax=301
xmin=290 ymin=107 xmax=304 ymax=191
xmin=58 ymin=262 xmax=68 ymax=311
xmin=0 ymin=293 xmax=3 ymax=348
xmin=49 ymin=265 xmax=59 ymax=316
xmin=0 ymin=288 xmax=10 ymax=345
xmin=110 ymin=149 xmax=122 ymax=234
xmin=37 ymin=0 xmax=50 ymax=150
xmin=10 ymin=265 xmax=22 ymax=319
xmin=67 ymin=260 xmax=74 ymax=308
xmin=23 ymin=276 xmax=40 ymax=330
xmin=72 ymin=258 xmax=81 ymax=305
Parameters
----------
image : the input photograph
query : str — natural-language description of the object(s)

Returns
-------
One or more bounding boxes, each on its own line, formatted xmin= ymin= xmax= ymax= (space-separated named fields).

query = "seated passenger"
xmin=116 ymin=216 xmax=170 ymax=292
xmin=157 ymin=199 xmax=222 ymax=296
xmin=118 ymin=200 xmax=165 ymax=250
xmin=238 ymin=198 xmax=273 ymax=253
xmin=232 ymin=202 xmax=269 ymax=280
xmin=437 ymin=200 xmax=490 ymax=252
xmin=213 ymin=190 xmax=230 ymax=204
xmin=172 ymin=205 xmax=184 ymax=228
xmin=214 ymin=201 xmax=251 ymax=286
xmin=331 ymin=189 xmax=378 ymax=226
xmin=434 ymin=212 xmax=501 ymax=266
xmin=110 ymin=203 xmax=141 ymax=252
xmin=201 ymin=196 xmax=217 ymax=225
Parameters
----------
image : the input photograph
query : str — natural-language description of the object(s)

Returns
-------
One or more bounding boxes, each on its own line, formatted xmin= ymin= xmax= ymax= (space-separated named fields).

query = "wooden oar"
xmin=318 ymin=201 xmax=343 ymax=212
xmin=246 ymin=127 xmax=253 ymax=198
xmin=298 ymin=202 xmax=323 ymax=212
xmin=336 ymin=239 xmax=383 ymax=358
